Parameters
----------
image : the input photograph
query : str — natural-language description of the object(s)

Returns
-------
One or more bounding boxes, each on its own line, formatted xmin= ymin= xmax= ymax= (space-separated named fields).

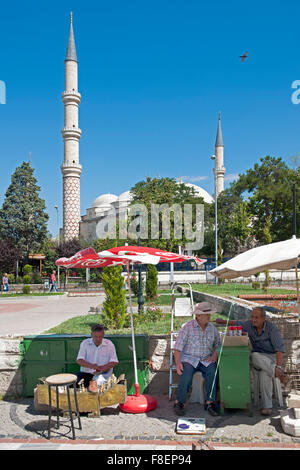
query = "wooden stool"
xmin=46 ymin=373 xmax=81 ymax=440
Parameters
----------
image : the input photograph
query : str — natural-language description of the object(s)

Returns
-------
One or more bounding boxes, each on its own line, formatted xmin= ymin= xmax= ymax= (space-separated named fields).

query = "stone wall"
xmin=0 ymin=338 xmax=23 ymax=397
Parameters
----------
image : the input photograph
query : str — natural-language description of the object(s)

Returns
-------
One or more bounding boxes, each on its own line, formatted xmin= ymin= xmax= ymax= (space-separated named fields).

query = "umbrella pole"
xmin=296 ymin=257 xmax=300 ymax=320
xmin=126 ymin=261 xmax=140 ymax=396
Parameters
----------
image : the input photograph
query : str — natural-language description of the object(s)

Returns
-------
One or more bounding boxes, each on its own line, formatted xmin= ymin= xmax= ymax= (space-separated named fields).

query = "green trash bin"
xmin=20 ymin=335 xmax=68 ymax=397
xmin=218 ymin=345 xmax=252 ymax=416
xmin=20 ymin=334 xmax=150 ymax=396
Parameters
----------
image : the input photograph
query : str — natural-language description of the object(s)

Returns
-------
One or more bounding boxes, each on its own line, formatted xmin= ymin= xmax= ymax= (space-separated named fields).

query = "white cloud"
xmin=224 ymin=173 xmax=239 ymax=182
xmin=177 ymin=175 xmax=208 ymax=183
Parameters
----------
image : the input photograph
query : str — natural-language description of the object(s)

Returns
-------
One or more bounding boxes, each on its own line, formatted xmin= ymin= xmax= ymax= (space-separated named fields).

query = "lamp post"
xmin=54 ymin=205 xmax=59 ymax=247
xmin=211 ymin=155 xmax=218 ymax=285
xmin=292 ymin=183 xmax=297 ymax=237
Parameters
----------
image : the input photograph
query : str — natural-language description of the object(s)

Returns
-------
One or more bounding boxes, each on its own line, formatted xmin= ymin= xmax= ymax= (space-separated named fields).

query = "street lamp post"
xmin=54 ymin=205 xmax=60 ymax=288
xmin=292 ymin=183 xmax=297 ymax=237
xmin=54 ymin=205 xmax=59 ymax=247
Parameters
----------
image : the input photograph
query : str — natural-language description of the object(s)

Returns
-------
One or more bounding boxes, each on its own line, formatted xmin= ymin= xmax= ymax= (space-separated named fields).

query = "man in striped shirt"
xmin=174 ymin=302 xmax=221 ymax=417
xmin=216 ymin=306 xmax=288 ymax=415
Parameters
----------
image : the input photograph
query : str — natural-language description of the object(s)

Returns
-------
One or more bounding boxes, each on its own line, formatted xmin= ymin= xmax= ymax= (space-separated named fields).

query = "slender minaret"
xmin=61 ymin=12 xmax=82 ymax=242
xmin=214 ymin=112 xmax=225 ymax=197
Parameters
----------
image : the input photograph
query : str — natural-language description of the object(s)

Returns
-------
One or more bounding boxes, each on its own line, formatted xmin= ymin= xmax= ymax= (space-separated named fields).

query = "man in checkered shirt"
xmin=173 ymin=302 xmax=220 ymax=417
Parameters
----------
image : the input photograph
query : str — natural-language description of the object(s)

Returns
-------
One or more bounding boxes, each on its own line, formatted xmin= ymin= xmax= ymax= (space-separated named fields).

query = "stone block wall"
xmin=0 ymin=338 xmax=23 ymax=397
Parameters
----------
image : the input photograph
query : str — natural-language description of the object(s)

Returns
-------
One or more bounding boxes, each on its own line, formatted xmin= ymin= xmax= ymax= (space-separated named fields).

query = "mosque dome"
xmin=180 ymin=183 xmax=214 ymax=204
xmin=118 ymin=190 xmax=133 ymax=202
xmin=92 ymin=193 xmax=118 ymax=207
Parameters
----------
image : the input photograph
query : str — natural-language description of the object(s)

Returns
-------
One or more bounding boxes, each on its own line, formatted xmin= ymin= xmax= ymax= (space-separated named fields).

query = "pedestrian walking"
xmin=2 ymin=273 xmax=9 ymax=292
xmin=49 ymin=270 xmax=58 ymax=292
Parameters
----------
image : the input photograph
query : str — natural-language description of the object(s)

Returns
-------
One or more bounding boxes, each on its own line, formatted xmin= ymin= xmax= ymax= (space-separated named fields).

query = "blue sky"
xmin=1 ymin=0 xmax=300 ymax=237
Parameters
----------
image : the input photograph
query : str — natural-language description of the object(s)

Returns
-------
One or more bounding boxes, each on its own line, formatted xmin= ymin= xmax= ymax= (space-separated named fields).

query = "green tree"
xmin=130 ymin=177 xmax=205 ymax=251
xmin=0 ymin=238 xmax=21 ymax=273
xmin=231 ymin=156 xmax=298 ymax=243
xmin=0 ymin=162 xmax=49 ymax=261
xmin=42 ymin=239 xmax=58 ymax=275
xmin=102 ymin=265 xmax=127 ymax=328
xmin=227 ymin=201 xmax=251 ymax=253
xmin=146 ymin=264 xmax=158 ymax=300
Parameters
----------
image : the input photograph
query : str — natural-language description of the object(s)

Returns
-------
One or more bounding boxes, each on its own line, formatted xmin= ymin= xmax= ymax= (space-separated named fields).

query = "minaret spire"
xmin=214 ymin=112 xmax=225 ymax=197
xmin=61 ymin=13 xmax=82 ymax=242
xmin=65 ymin=11 xmax=77 ymax=62
xmin=215 ymin=112 xmax=224 ymax=147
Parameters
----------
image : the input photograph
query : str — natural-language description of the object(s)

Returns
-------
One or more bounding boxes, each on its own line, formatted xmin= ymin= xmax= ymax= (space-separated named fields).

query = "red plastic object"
xmin=119 ymin=384 xmax=157 ymax=414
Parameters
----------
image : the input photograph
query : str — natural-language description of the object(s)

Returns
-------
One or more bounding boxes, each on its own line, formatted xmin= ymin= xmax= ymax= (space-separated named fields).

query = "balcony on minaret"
xmin=62 ymin=90 xmax=81 ymax=105
xmin=61 ymin=126 xmax=82 ymax=140
xmin=61 ymin=161 xmax=82 ymax=178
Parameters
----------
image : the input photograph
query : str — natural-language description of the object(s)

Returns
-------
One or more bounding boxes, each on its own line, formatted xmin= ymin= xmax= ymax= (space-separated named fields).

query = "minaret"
xmin=61 ymin=12 xmax=82 ymax=242
xmin=214 ymin=112 xmax=225 ymax=197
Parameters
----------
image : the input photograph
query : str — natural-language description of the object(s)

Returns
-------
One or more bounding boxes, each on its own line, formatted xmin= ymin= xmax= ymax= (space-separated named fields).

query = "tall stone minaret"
xmin=214 ymin=112 xmax=225 ymax=197
xmin=61 ymin=12 xmax=82 ymax=242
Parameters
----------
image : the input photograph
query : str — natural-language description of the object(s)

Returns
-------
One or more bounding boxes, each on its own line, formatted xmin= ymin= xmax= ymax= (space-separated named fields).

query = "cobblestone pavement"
xmin=0 ymin=394 xmax=300 ymax=449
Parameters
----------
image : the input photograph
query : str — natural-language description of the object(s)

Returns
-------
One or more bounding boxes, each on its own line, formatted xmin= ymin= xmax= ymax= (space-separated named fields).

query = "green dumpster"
xmin=218 ymin=345 xmax=252 ymax=416
xmin=20 ymin=334 xmax=150 ymax=396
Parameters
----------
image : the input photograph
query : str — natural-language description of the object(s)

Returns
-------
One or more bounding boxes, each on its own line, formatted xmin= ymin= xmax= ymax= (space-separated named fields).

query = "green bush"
xmin=130 ymin=271 xmax=139 ymax=297
xmin=252 ymin=281 xmax=260 ymax=290
xmin=16 ymin=276 xmax=23 ymax=284
xmin=33 ymin=272 xmax=42 ymax=284
xmin=144 ymin=305 xmax=163 ymax=322
xmin=22 ymin=285 xmax=31 ymax=294
xmin=146 ymin=265 xmax=158 ymax=300
xmin=23 ymin=274 xmax=32 ymax=284
xmin=7 ymin=274 xmax=15 ymax=284
xmin=102 ymin=266 xmax=127 ymax=329
xmin=133 ymin=305 xmax=164 ymax=325
xmin=23 ymin=264 xmax=33 ymax=276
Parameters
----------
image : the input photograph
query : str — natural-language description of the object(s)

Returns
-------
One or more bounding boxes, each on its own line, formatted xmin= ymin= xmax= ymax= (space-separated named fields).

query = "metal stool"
xmin=46 ymin=373 xmax=81 ymax=440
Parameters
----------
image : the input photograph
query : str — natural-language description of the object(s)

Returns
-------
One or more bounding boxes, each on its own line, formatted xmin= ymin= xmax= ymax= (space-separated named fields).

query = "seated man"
xmin=216 ymin=306 xmax=288 ymax=415
xmin=173 ymin=302 xmax=221 ymax=417
xmin=76 ymin=324 xmax=119 ymax=392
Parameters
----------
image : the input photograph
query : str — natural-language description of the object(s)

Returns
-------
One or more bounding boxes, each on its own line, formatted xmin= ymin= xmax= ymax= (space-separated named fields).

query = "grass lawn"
xmin=129 ymin=293 xmax=186 ymax=306
xmin=43 ymin=283 xmax=295 ymax=336
xmin=0 ymin=292 xmax=65 ymax=297
xmin=44 ymin=311 xmax=228 ymax=336
xmin=192 ymin=283 xmax=296 ymax=297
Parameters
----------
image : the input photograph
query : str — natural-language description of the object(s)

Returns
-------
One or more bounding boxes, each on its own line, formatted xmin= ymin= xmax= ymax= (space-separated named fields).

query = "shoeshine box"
xmin=221 ymin=333 xmax=249 ymax=347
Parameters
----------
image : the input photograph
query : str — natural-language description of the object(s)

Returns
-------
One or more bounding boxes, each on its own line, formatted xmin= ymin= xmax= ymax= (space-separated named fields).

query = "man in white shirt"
xmin=76 ymin=324 xmax=119 ymax=392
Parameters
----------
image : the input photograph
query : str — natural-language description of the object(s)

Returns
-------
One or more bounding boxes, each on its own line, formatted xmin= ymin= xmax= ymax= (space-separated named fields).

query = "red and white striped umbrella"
xmin=55 ymin=246 xmax=206 ymax=413
xmin=56 ymin=245 xmax=206 ymax=269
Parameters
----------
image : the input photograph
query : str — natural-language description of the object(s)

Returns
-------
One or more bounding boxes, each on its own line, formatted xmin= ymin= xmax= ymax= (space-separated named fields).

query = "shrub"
xmin=252 ymin=281 xmax=260 ymax=290
xmin=146 ymin=265 xmax=158 ymax=300
xmin=22 ymin=285 xmax=31 ymax=294
xmin=102 ymin=266 xmax=127 ymax=329
xmin=144 ymin=305 xmax=163 ymax=322
xmin=23 ymin=274 xmax=32 ymax=284
xmin=7 ymin=273 xmax=15 ymax=284
xmin=16 ymin=276 xmax=23 ymax=284
xmin=32 ymin=272 xmax=42 ymax=284
xmin=23 ymin=264 xmax=33 ymax=276
xmin=133 ymin=305 xmax=164 ymax=325
xmin=130 ymin=271 xmax=139 ymax=297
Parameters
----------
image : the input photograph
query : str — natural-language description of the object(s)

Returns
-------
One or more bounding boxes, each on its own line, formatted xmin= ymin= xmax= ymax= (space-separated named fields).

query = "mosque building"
xmin=61 ymin=15 xmax=225 ymax=243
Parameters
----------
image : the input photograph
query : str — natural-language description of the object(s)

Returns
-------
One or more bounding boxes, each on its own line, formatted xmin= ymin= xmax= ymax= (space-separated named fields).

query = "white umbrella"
xmin=209 ymin=236 xmax=300 ymax=302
